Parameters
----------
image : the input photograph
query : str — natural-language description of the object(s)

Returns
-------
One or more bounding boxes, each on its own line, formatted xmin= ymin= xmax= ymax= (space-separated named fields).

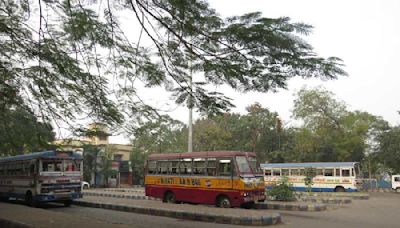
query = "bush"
xmin=267 ymin=176 xmax=295 ymax=201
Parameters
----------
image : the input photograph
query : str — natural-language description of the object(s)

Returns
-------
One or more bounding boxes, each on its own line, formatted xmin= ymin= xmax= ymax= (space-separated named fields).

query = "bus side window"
xmin=193 ymin=158 xmax=206 ymax=175
xmin=272 ymin=169 xmax=281 ymax=176
xmin=316 ymin=169 xmax=323 ymax=176
xmin=395 ymin=177 xmax=400 ymax=182
xmin=206 ymin=158 xmax=216 ymax=176
xmin=218 ymin=159 xmax=232 ymax=176
xmin=324 ymin=169 xmax=333 ymax=177
xmin=159 ymin=161 xmax=168 ymax=175
xmin=290 ymin=169 xmax=299 ymax=176
xmin=299 ymin=169 xmax=305 ymax=176
xmin=180 ymin=159 xmax=192 ymax=175
xmin=265 ymin=169 xmax=272 ymax=176
xmin=342 ymin=169 xmax=350 ymax=177
xmin=282 ymin=169 xmax=289 ymax=176
xmin=169 ymin=160 xmax=179 ymax=174
xmin=148 ymin=161 xmax=157 ymax=174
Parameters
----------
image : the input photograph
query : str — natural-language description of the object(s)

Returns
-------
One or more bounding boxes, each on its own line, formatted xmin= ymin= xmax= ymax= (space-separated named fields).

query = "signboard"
xmin=111 ymin=161 xmax=120 ymax=171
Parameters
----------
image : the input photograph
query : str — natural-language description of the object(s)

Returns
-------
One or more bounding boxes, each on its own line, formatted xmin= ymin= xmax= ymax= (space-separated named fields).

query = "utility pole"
xmin=188 ymin=63 xmax=193 ymax=153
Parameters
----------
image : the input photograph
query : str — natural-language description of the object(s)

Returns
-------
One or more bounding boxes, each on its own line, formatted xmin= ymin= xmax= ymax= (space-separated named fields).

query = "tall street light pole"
xmin=188 ymin=62 xmax=193 ymax=153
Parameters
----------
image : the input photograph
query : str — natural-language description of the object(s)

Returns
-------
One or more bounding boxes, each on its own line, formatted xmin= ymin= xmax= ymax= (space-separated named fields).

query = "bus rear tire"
xmin=163 ymin=191 xmax=176 ymax=204
xmin=335 ymin=186 xmax=345 ymax=192
xmin=396 ymin=188 xmax=400 ymax=193
xmin=217 ymin=195 xmax=231 ymax=208
xmin=64 ymin=200 xmax=72 ymax=207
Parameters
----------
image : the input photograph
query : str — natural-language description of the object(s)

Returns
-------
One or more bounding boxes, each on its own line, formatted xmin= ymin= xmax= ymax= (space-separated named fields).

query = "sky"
xmin=108 ymin=0 xmax=400 ymax=143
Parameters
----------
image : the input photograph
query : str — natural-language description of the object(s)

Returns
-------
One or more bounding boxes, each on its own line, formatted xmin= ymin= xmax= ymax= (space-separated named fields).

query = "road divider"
xmin=255 ymin=202 xmax=327 ymax=211
xmin=73 ymin=200 xmax=281 ymax=226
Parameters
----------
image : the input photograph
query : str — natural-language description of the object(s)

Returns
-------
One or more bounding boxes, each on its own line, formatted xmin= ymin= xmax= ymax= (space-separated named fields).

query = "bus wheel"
xmin=396 ymin=188 xmax=400 ymax=193
xmin=25 ymin=191 xmax=36 ymax=207
xmin=64 ymin=200 xmax=72 ymax=207
xmin=241 ymin=202 xmax=255 ymax=209
xmin=217 ymin=195 xmax=231 ymax=208
xmin=335 ymin=186 xmax=345 ymax=192
xmin=163 ymin=191 xmax=176 ymax=203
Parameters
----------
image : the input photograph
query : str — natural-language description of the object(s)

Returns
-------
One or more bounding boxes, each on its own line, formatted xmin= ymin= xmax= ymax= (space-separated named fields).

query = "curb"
xmin=0 ymin=218 xmax=34 ymax=228
xmin=352 ymin=195 xmax=369 ymax=200
xmin=83 ymin=191 xmax=158 ymax=200
xmin=73 ymin=200 xmax=281 ymax=226
xmin=365 ymin=189 xmax=393 ymax=193
xmin=297 ymin=193 xmax=369 ymax=200
xmin=299 ymin=197 xmax=352 ymax=204
xmin=255 ymin=202 xmax=327 ymax=211
xmin=103 ymin=189 xmax=144 ymax=193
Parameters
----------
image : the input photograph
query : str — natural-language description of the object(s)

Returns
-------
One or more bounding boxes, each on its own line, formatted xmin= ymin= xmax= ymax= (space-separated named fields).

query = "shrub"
xmin=267 ymin=176 xmax=295 ymax=201
xmin=304 ymin=168 xmax=316 ymax=192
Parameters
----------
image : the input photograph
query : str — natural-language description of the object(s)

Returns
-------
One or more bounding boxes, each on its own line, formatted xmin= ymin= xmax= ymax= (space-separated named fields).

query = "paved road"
xmin=0 ymin=201 xmax=252 ymax=228
xmin=1 ymin=192 xmax=400 ymax=227
xmin=279 ymin=192 xmax=400 ymax=228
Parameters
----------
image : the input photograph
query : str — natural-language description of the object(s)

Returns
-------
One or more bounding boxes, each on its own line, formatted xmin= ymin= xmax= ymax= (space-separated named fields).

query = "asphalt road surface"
xmin=1 ymin=192 xmax=399 ymax=228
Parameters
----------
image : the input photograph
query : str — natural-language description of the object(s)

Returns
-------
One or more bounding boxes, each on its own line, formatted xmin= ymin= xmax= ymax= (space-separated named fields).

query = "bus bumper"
xmin=34 ymin=192 xmax=82 ymax=202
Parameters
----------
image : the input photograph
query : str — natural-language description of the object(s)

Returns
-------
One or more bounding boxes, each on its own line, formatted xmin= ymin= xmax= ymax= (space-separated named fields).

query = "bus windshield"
xmin=64 ymin=160 xmax=81 ymax=172
xmin=247 ymin=157 xmax=262 ymax=174
xmin=41 ymin=160 xmax=81 ymax=172
xmin=42 ymin=160 xmax=63 ymax=172
xmin=235 ymin=156 xmax=251 ymax=173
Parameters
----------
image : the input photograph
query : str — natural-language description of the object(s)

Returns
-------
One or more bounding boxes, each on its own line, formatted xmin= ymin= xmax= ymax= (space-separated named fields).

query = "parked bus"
xmin=0 ymin=150 xmax=83 ymax=206
xmin=145 ymin=151 xmax=265 ymax=208
xmin=261 ymin=162 xmax=361 ymax=192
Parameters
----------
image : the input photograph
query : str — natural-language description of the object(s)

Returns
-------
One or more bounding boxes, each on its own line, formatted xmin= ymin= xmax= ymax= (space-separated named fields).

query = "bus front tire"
xmin=163 ymin=191 xmax=176 ymax=204
xmin=64 ymin=200 xmax=72 ymax=207
xmin=25 ymin=191 xmax=37 ymax=207
xmin=334 ymin=186 xmax=345 ymax=192
xmin=241 ymin=202 xmax=255 ymax=209
xmin=396 ymin=188 xmax=400 ymax=193
xmin=217 ymin=195 xmax=231 ymax=208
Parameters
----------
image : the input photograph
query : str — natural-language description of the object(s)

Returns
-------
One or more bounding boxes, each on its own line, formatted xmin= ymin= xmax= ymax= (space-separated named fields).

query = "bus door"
xmin=217 ymin=158 xmax=234 ymax=189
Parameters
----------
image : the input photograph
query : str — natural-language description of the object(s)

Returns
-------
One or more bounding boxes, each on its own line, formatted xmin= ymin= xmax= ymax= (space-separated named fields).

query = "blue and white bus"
xmin=261 ymin=162 xmax=361 ymax=192
xmin=0 ymin=150 xmax=83 ymax=206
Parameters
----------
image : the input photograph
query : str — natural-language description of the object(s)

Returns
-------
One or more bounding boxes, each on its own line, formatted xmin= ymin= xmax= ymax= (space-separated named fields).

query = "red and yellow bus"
xmin=145 ymin=151 xmax=265 ymax=208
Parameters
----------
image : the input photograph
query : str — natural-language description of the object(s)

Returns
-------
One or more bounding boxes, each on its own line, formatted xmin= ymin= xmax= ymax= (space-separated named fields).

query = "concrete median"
xmin=73 ymin=198 xmax=282 ymax=226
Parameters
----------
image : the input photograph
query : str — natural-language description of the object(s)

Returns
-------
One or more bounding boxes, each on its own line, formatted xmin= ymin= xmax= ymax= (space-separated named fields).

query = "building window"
xmin=98 ymin=135 xmax=108 ymax=141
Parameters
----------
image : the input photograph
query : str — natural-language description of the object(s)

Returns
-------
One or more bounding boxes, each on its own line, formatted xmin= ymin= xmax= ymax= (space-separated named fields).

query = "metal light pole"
xmin=188 ymin=62 xmax=193 ymax=153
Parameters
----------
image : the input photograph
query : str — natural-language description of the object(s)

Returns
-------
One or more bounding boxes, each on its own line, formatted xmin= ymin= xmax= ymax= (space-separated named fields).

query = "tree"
xmin=130 ymin=115 xmax=186 ymax=184
xmin=131 ymin=115 xmax=186 ymax=154
xmin=0 ymin=106 xmax=55 ymax=156
xmin=376 ymin=127 xmax=400 ymax=174
xmin=82 ymin=144 xmax=101 ymax=183
xmin=1 ymin=0 xmax=347 ymax=141
xmin=192 ymin=118 xmax=232 ymax=151
xmin=291 ymin=87 xmax=388 ymax=162
xmin=269 ymin=88 xmax=390 ymax=163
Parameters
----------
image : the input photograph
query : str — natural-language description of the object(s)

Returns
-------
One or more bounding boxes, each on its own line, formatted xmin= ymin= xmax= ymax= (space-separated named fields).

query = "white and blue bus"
xmin=261 ymin=162 xmax=361 ymax=192
xmin=0 ymin=150 xmax=83 ymax=206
